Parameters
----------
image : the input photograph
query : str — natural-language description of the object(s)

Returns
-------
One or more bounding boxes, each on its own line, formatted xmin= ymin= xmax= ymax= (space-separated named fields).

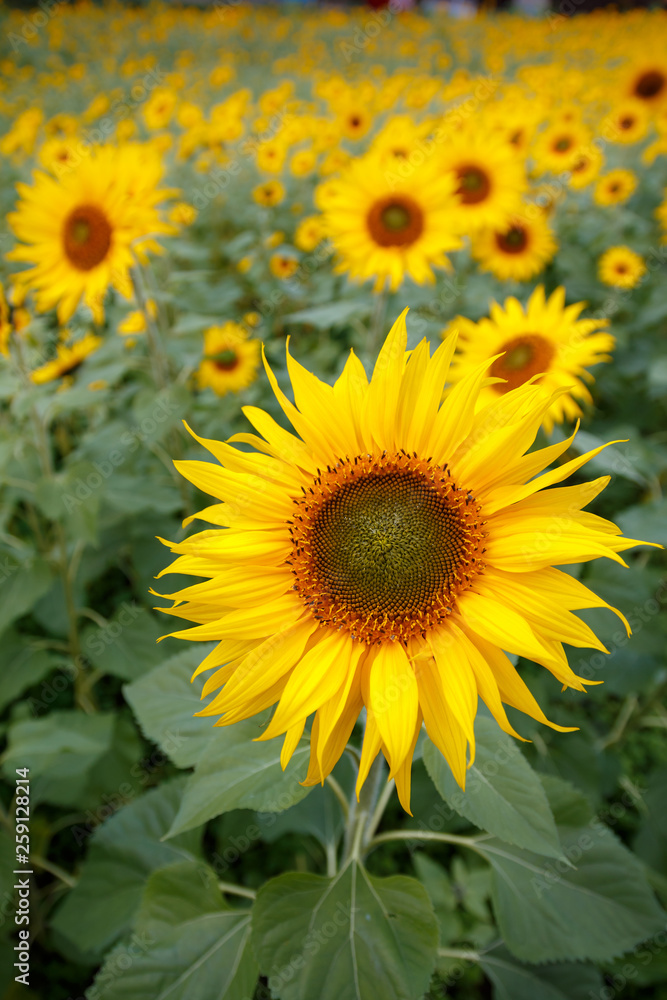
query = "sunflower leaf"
xmin=251 ymin=862 xmax=438 ymax=1000
xmin=88 ymin=861 xmax=256 ymax=1000
xmin=478 ymin=945 xmax=603 ymax=1000
xmin=479 ymin=824 xmax=666 ymax=963
xmin=422 ymin=717 xmax=564 ymax=860
xmin=165 ymin=716 xmax=312 ymax=837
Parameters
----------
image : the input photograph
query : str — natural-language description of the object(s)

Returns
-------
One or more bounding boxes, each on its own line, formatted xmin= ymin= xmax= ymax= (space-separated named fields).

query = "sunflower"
xmin=30 ymin=332 xmax=102 ymax=385
xmin=598 ymin=246 xmax=647 ymax=289
xmin=601 ymin=100 xmax=650 ymax=145
xmin=0 ymin=283 xmax=11 ymax=357
xmin=7 ymin=143 xmax=175 ymax=324
xmin=320 ymin=151 xmax=461 ymax=292
xmin=445 ymin=286 xmax=614 ymax=434
xmin=158 ymin=310 xmax=648 ymax=813
xmin=567 ymin=144 xmax=605 ymax=190
xmin=625 ymin=61 xmax=667 ymax=106
xmin=269 ymin=253 xmax=299 ymax=279
xmin=439 ymin=131 xmax=527 ymax=234
xmin=656 ymin=188 xmax=667 ymax=242
xmin=252 ymin=180 xmax=285 ymax=207
xmin=532 ymin=120 xmax=591 ymax=175
xmin=471 ymin=211 xmax=557 ymax=282
xmin=196 ymin=322 xmax=261 ymax=397
xmin=593 ymin=168 xmax=638 ymax=207
xmin=294 ymin=215 xmax=325 ymax=252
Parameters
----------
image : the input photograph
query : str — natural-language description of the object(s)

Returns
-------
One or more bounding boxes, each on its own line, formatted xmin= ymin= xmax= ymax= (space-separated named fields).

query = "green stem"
xmin=325 ymin=774 xmax=350 ymax=820
xmin=130 ymin=264 xmax=169 ymax=391
xmin=218 ymin=881 xmax=256 ymax=900
xmin=343 ymin=755 xmax=385 ymax=864
xmin=31 ymin=855 xmax=77 ymax=888
xmin=365 ymin=829 xmax=484 ymax=856
xmin=438 ymin=947 xmax=480 ymax=962
xmin=365 ymin=776 xmax=395 ymax=843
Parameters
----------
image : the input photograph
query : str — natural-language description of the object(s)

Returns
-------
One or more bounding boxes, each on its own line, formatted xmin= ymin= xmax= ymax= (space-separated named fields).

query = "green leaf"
xmin=134 ymin=860 xmax=229 ymax=938
xmin=51 ymin=778 xmax=202 ymax=957
xmin=479 ymin=946 xmax=603 ymax=1000
xmin=0 ymin=557 xmax=53 ymax=635
xmin=538 ymin=775 xmax=595 ymax=827
xmin=1 ymin=711 xmax=115 ymax=806
xmin=123 ymin=645 xmax=216 ymax=768
xmin=89 ymin=862 xmax=256 ymax=1000
xmin=423 ymin=718 xmax=563 ymax=859
xmin=82 ymin=604 xmax=167 ymax=681
xmin=0 ymin=631 xmax=56 ymax=711
xmin=167 ymin=716 xmax=312 ymax=838
xmin=284 ymin=299 xmax=371 ymax=329
xmin=413 ymin=854 xmax=462 ymax=946
xmin=480 ymin=824 xmax=666 ymax=963
xmin=252 ymin=862 xmax=438 ymax=1000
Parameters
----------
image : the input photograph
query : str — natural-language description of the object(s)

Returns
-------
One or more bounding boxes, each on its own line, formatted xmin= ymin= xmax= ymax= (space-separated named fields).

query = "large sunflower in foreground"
xmin=7 ymin=143 xmax=175 ymax=324
xmin=157 ymin=311 xmax=648 ymax=813
xmin=319 ymin=152 xmax=462 ymax=291
xmin=445 ymin=287 xmax=615 ymax=435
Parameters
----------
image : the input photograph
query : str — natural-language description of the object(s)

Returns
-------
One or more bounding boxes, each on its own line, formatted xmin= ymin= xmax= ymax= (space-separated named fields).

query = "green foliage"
xmin=252 ymin=863 xmax=439 ymax=1000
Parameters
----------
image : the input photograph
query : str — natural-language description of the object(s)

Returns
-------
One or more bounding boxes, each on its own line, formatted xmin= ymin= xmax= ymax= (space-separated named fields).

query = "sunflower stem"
xmin=342 ymin=754 xmax=385 ymax=865
xmin=364 ymin=776 xmax=395 ymax=844
xmin=365 ymin=829 xmax=484 ymax=856
xmin=217 ymin=881 xmax=256 ymax=900
xmin=324 ymin=775 xmax=349 ymax=820
xmin=130 ymin=263 xmax=170 ymax=391
xmin=367 ymin=288 xmax=389 ymax=367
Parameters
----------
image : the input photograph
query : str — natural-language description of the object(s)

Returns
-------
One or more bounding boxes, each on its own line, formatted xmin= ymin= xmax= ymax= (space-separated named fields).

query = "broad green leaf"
xmin=479 ymin=946 xmax=603 ymax=1000
xmin=0 ymin=631 xmax=56 ymax=711
xmin=0 ymin=558 xmax=53 ymax=635
xmin=1 ymin=711 xmax=115 ymax=806
xmin=51 ymin=778 xmax=201 ymax=957
xmin=423 ymin=718 xmax=563 ymax=859
xmin=252 ymin=862 xmax=438 ymax=1000
xmin=0 ymin=828 xmax=15 ymax=901
xmin=479 ymin=825 xmax=666 ymax=962
xmin=123 ymin=645 xmax=216 ymax=768
xmin=255 ymin=781 xmax=344 ymax=851
xmin=89 ymin=861 xmax=256 ymax=1000
xmin=538 ymin=774 xmax=594 ymax=827
xmin=167 ymin=716 xmax=312 ymax=837
xmin=284 ymin=299 xmax=370 ymax=329
xmin=134 ymin=860 xmax=229 ymax=938
xmin=82 ymin=604 xmax=167 ymax=680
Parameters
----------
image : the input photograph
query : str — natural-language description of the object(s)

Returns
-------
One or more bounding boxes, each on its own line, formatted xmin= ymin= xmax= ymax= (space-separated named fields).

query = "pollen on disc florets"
xmin=287 ymin=451 xmax=486 ymax=645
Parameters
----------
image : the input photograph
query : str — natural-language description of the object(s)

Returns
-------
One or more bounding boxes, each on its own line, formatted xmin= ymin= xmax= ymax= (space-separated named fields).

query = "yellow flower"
xmin=290 ymin=147 xmax=317 ymax=178
xmin=598 ymin=246 xmax=647 ymax=289
xmin=169 ymin=202 xmax=198 ymax=227
xmin=567 ymin=145 xmax=605 ymax=189
xmin=118 ymin=301 xmax=156 ymax=336
xmin=440 ymin=130 xmax=527 ymax=235
xmin=270 ymin=253 xmax=299 ymax=279
xmin=445 ymin=286 xmax=614 ymax=434
xmin=265 ymin=231 xmax=285 ymax=249
xmin=624 ymin=61 xmax=667 ymax=106
xmin=601 ymin=100 xmax=650 ymax=145
xmin=471 ymin=211 xmax=557 ymax=282
xmin=7 ymin=143 xmax=175 ymax=324
xmin=0 ymin=283 xmax=11 ymax=357
xmin=256 ymin=139 xmax=286 ymax=174
xmin=158 ymin=310 xmax=649 ymax=812
xmin=196 ymin=322 xmax=260 ymax=396
xmin=253 ymin=180 xmax=285 ymax=207
xmin=294 ymin=215 xmax=325 ymax=252
xmin=594 ymin=169 xmax=638 ymax=207
xmin=238 ymin=255 xmax=254 ymax=274
xmin=143 ymin=87 xmax=178 ymax=131
xmin=30 ymin=332 xmax=102 ymax=384
xmin=532 ymin=120 xmax=591 ymax=175
xmin=320 ymin=151 xmax=461 ymax=292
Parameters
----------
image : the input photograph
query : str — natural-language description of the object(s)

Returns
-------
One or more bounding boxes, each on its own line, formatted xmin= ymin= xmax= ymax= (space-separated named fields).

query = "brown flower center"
xmin=619 ymin=116 xmax=635 ymax=130
xmin=634 ymin=70 xmax=666 ymax=100
xmin=553 ymin=136 xmax=573 ymax=153
xmin=495 ymin=225 xmax=529 ymax=254
xmin=366 ymin=196 xmax=424 ymax=247
xmin=62 ymin=205 xmax=112 ymax=271
xmin=288 ymin=452 xmax=486 ymax=645
xmin=456 ymin=165 xmax=491 ymax=205
xmin=207 ymin=349 xmax=239 ymax=372
xmin=490 ymin=334 xmax=555 ymax=393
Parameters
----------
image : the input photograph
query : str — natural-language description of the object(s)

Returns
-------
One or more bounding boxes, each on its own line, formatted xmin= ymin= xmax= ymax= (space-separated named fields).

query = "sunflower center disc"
xmin=367 ymin=196 xmax=424 ymax=247
xmin=456 ymin=166 xmax=491 ymax=205
xmin=491 ymin=334 xmax=555 ymax=393
xmin=496 ymin=225 xmax=528 ymax=254
xmin=635 ymin=70 xmax=665 ymax=99
xmin=63 ymin=204 xmax=112 ymax=271
xmin=289 ymin=453 xmax=486 ymax=644
xmin=209 ymin=349 xmax=239 ymax=371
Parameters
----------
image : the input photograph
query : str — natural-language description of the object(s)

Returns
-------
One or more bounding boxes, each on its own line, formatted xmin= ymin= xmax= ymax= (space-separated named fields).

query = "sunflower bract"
xmin=159 ymin=310 xmax=648 ymax=813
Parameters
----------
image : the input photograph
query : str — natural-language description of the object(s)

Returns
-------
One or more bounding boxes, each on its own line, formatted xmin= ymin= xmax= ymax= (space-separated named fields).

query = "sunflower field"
xmin=1 ymin=2 xmax=667 ymax=998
